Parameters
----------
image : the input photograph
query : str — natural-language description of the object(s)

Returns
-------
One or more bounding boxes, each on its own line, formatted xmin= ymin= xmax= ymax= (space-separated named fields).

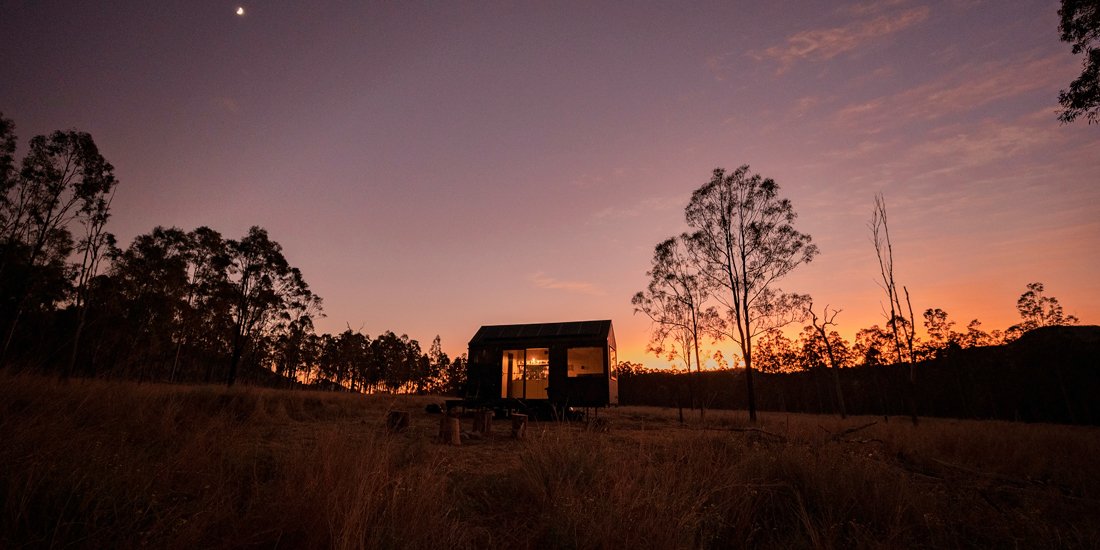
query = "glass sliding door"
xmin=524 ymin=348 xmax=549 ymax=399
xmin=500 ymin=348 xmax=549 ymax=399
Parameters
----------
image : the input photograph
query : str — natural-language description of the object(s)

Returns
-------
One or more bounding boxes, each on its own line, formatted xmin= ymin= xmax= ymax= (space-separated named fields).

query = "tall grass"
xmin=2 ymin=374 xmax=1098 ymax=548
xmin=0 ymin=375 xmax=466 ymax=549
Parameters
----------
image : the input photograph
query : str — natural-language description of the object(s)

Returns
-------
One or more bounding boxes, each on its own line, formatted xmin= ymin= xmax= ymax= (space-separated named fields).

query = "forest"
xmin=0 ymin=113 xmax=465 ymax=394
xmin=628 ymin=164 xmax=1093 ymax=424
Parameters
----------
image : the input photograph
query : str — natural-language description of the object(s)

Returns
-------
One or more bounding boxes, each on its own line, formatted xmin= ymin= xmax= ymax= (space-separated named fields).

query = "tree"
xmin=1058 ymin=0 xmax=1100 ymax=124
xmin=1 ymin=128 xmax=118 ymax=367
xmin=0 ymin=114 xmax=16 ymax=213
xmin=961 ymin=319 xmax=1004 ymax=348
xmin=109 ymin=227 xmax=194 ymax=380
xmin=224 ymin=227 xmax=321 ymax=386
xmin=441 ymin=353 xmax=467 ymax=395
xmin=64 ymin=189 xmax=116 ymax=380
xmin=854 ymin=324 xmax=894 ymax=367
xmin=633 ymin=235 xmax=717 ymax=376
xmin=869 ymin=194 xmax=919 ymax=424
xmin=808 ymin=301 xmax=848 ymax=418
xmin=754 ymin=329 xmax=797 ymax=373
xmin=685 ymin=165 xmax=818 ymax=422
xmin=1009 ymin=282 xmax=1078 ymax=336
xmin=921 ymin=308 xmax=962 ymax=358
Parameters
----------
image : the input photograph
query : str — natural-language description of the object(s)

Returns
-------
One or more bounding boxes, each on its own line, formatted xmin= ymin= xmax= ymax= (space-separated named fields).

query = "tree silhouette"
xmin=921 ymin=308 xmax=962 ymax=359
xmin=1 ymin=128 xmax=117 ymax=367
xmin=754 ymin=329 xmax=798 ymax=373
xmin=809 ymin=301 xmax=847 ymax=418
xmin=685 ymin=165 xmax=817 ymax=422
xmin=1009 ymin=282 xmax=1079 ymax=335
xmin=224 ymin=227 xmax=321 ymax=386
xmin=633 ymin=235 xmax=717 ymax=375
xmin=869 ymin=194 xmax=919 ymax=424
xmin=1058 ymin=0 xmax=1100 ymax=124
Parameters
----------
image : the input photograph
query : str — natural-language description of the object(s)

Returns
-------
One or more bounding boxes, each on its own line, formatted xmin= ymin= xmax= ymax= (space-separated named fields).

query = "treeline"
xmin=633 ymin=163 xmax=1085 ymax=422
xmin=616 ymin=325 xmax=1100 ymax=425
xmin=0 ymin=113 xmax=463 ymax=393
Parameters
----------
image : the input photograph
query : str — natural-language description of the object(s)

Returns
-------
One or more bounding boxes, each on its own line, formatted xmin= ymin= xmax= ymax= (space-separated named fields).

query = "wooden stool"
xmin=439 ymin=414 xmax=461 ymax=446
xmin=511 ymin=413 xmax=528 ymax=439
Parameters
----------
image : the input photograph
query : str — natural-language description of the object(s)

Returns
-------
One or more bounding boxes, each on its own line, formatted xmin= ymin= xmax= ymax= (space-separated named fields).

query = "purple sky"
xmin=3 ymin=0 xmax=1097 ymax=367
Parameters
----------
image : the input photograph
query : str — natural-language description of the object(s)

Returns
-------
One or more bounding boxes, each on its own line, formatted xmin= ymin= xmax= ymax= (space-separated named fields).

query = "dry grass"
xmin=2 ymin=374 xmax=1098 ymax=549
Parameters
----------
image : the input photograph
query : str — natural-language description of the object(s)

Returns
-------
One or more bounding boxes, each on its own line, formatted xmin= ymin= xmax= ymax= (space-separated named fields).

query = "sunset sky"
xmin=2 ymin=0 xmax=1097 ymax=368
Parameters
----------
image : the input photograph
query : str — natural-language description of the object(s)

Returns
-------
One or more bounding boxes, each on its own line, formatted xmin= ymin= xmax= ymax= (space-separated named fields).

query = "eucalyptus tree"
xmin=921 ymin=308 xmax=964 ymax=358
xmin=0 ymin=114 xmax=16 ymax=213
xmin=64 ymin=189 xmax=116 ymax=379
xmin=177 ymin=227 xmax=233 ymax=382
xmin=754 ymin=329 xmax=797 ymax=373
xmin=1009 ymin=282 xmax=1078 ymax=336
xmin=427 ymin=335 xmax=451 ymax=393
xmin=110 ymin=227 xmax=196 ymax=379
xmin=224 ymin=226 xmax=321 ymax=386
xmin=633 ymin=235 xmax=717 ymax=374
xmin=1 ymin=128 xmax=117 ymax=367
xmin=685 ymin=165 xmax=817 ymax=422
xmin=1058 ymin=0 xmax=1100 ymax=123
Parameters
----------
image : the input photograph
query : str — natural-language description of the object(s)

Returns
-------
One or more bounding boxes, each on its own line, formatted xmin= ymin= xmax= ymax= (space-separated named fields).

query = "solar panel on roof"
xmin=468 ymin=320 xmax=612 ymax=345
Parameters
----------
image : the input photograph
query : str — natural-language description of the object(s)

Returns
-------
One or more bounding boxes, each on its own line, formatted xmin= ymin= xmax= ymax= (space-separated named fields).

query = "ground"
xmin=2 ymin=375 xmax=1098 ymax=549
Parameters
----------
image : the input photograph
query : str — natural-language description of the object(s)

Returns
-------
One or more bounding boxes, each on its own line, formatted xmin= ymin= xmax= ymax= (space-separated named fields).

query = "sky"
xmin=2 ymin=0 xmax=1098 ymax=368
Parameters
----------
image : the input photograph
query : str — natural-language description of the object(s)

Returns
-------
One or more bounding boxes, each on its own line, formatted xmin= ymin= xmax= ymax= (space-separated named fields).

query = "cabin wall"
xmin=465 ymin=339 xmax=613 ymax=407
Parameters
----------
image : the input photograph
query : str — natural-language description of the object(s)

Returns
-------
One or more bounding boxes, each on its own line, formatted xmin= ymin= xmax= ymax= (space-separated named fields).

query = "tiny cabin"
xmin=464 ymin=320 xmax=618 ymax=410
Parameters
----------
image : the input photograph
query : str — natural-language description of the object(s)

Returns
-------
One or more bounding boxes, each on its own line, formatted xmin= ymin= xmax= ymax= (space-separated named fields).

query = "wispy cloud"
xmin=754 ymin=4 xmax=929 ymax=71
xmin=837 ymin=0 xmax=909 ymax=17
xmin=791 ymin=96 xmax=821 ymax=118
xmin=529 ymin=272 xmax=604 ymax=296
xmin=591 ymin=195 xmax=682 ymax=221
xmin=831 ymin=55 xmax=1073 ymax=130
xmin=903 ymin=119 xmax=1052 ymax=171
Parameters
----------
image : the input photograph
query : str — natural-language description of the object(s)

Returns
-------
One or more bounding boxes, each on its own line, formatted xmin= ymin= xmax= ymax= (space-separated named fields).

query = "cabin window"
xmin=609 ymin=346 xmax=617 ymax=381
xmin=567 ymin=347 xmax=604 ymax=377
xmin=502 ymin=348 xmax=549 ymax=398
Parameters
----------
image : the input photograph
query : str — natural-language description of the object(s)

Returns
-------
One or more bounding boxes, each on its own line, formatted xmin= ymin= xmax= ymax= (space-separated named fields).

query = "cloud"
xmin=591 ymin=195 xmax=683 ymax=221
xmin=529 ymin=272 xmax=604 ymax=296
xmin=755 ymin=5 xmax=929 ymax=71
xmin=831 ymin=55 xmax=1074 ymax=130
xmin=837 ymin=0 xmax=910 ymax=16
xmin=843 ymin=113 xmax=1072 ymax=188
xmin=791 ymin=96 xmax=822 ymax=118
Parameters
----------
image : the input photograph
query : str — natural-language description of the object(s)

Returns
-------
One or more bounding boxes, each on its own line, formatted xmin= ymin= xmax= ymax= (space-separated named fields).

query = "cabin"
xmin=463 ymin=320 xmax=618 ymax=411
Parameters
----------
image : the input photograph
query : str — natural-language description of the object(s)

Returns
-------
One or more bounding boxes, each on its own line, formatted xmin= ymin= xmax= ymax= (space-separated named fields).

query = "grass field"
xmin=2 ymin=374 xmax=1099 ymax=549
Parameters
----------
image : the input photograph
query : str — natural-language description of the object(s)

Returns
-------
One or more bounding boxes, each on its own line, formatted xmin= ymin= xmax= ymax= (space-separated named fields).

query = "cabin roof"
xmin=468 ymin=320 xmax=614 ymax=346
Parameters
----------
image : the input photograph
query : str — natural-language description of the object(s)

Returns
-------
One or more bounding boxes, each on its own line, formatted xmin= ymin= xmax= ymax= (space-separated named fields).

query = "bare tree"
xmin=808 ymin=301 xmax=846 ymax=418
xmin=685 ymin=166 xmax=818 ymax=422
xmin=869 ymin=193 xmax=918 ymax=424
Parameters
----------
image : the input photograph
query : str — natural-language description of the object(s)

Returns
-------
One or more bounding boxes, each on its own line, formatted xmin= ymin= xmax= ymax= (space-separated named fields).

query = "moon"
xmin=235 ymin=6 xmax=245 ymax=16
